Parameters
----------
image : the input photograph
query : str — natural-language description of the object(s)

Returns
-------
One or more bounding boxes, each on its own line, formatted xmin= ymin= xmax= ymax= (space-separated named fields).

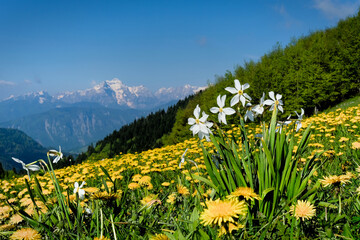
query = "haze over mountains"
xmin=0 ymin=78 xmax=205 ymax=152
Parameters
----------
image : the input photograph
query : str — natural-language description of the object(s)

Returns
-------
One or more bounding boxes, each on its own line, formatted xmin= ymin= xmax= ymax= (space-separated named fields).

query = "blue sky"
xmin=0 ymin=0 xmax=359 ymax=100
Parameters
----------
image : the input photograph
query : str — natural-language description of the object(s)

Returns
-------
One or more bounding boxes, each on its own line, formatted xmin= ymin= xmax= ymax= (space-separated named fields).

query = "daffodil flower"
xmin=48 ymin=146 xmax=63 ymax=163
xmin=74 ymin=181 xmax=86 ymax=200
xmin=253 ymin=92 xmax=266 ymax=115
xmin=244 ymin=103 xmax=256 ymax=122
xmin=210 ymin=95 xmax=235 ymax=125
xmin=295 ymin=108 xmax=304 ymax=132
xmin=264 ymin=91 xmax=284 ymax=113
xmin=179 ymin=148 xmax=188 ymax=168
xmin=188 ymin=105 xmax=213 ymax=141
xmin=11 ymin=157 xmax=41 ymax=180
xmin=225 ymin=79 xmax=252 ymax=107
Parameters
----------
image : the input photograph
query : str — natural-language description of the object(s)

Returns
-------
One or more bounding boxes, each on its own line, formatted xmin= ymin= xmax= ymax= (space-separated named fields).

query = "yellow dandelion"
xmin=227 ymin=187 xmax=261 ymax=201
xmin=149 ymin=233 xmax=169 ymax=240
xmin=177 ymin=184 xmax=189 ymax=196
xmin=138 ymin=175 xmax=152 ymax=186
xmin=140 ymin=194 xmax=158 ymax=206
xmin=339 ymin=137 xmax=349 ymax=142
xmin=166 ymin=193 xmax=177 ymax=204
xmin=90 ymin=191 xmax=121 ymax=201
xmin=319 ymin=175 xmax=341 ymax=187
xmin=128 ymin=182 xmax=140 ymax=190
xmin=132 ymin=174 xmax=142 ymax=182
xmin=161 ymin=182 xmax=171 ymax=187
xmin=339 ymin=172 xmax=354 ymax=183
xmin=352 ymin=142 xmax=360 ymax=149
xmin=0 ymin=223 xmax=15 ymax=231
xmin=218 ymin=222 xmax=244 ymax=236
xmin=10 ymin=228 xmax=42 ymax=240
xmin=9 ymin=214 xmax=24 ymax=225
xmin=200 ymin=198 xmax=247 ymax=227
xmin=289 ymin=200 xmax=316 ymax=221
xmin=93 ymin=236 xmax=111 ymax=240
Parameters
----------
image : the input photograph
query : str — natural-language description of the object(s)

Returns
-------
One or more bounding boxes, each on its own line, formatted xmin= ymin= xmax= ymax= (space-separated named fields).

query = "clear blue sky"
xmin=0 ymin=0 xmax=359 ymax=100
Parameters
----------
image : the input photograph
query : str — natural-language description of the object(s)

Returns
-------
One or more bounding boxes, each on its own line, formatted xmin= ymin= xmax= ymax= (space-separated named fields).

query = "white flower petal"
xmin=210 ymin=107 xmax=219 ymax=114
xmin=188 ymin=117 xmax=196 ymax=125
xmin=230 ymin=95 xmax=239 ymax=107
xmin=269 ymin=91 xmax=275 ymax=101
xmin=263 ymin=99 xmax=274 ymax=106
xmin=234 ymin=79 xmax=241 ymax=90
xmin=242 ymin=83 xmax=250 ymax=90
xmin=223 ymin=107 xmax=235 ymax=115
xmin=225 ymin=87 xmax=238 ymax=94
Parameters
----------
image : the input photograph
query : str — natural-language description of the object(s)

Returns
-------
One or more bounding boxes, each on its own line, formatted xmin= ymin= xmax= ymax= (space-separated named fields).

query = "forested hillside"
xmin=0 ymin=128 xmax=47 ymax=171
xmin=163 ymin=11 xmax=360 ymax=144
xmin=78 ymin=95 xmax=195 ymax=160
xmin=79 ymin=11 xmax=360 ymax=158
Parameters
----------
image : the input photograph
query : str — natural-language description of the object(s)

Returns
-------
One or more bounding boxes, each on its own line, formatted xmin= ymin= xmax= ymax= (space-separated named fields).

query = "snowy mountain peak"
xmin=2 ymin=78 xmax=206 ymax=109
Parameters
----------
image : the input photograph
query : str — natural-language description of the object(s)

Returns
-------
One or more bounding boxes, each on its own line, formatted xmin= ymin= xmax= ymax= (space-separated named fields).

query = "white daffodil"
xmin=188 ymin=105 xmax=213 ymax=141
xmin=244 ymin=103 xmax=255 ymax=122
xmin=253 ymin=92 xmax=266 ymax=115
xmin=264 ymin=91 xmax=284 ymax=113
xmin=210 ymin=95 xmax=235 ymax=125
xmin=276 ymin=114 xmax=292 ymax=133
xmin=179 ymin=148 xmax=188 ymax=168
xmin=48 ymin=146 xmax=63 ymax=163
xmin=11 ymin=157 xmax=41 ymax=180
xmin=225 ymin=79 xmax=252 ymax=107
xmin=74 ymin=181 xmax=86 ymax=200
xmin=295 ymin=108 xmax=305 ymax=132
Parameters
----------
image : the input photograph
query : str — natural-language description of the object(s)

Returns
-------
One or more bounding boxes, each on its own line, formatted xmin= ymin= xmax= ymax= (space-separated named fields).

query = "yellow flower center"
xmin=238 ymin=90 xmax=243 ymax=95
xmin=195 ymin=119 xmax=200 ymax=124
xmin=219 ymin=107 xmax=223 ymax=112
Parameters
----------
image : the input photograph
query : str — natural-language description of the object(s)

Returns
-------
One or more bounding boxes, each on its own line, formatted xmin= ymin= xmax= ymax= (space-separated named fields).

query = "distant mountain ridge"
xmin=0 ymin=79 xmax=206 ymax=152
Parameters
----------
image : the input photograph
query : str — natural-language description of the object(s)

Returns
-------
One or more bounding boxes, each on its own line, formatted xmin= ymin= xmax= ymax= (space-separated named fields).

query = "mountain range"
xmin=0 ymin=78 xmax=205 ymax=152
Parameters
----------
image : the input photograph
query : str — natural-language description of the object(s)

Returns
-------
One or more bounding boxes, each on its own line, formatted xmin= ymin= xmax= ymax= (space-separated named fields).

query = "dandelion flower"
xmin=319 ymin=173 xmax=352 ymax=187
xmin=227 ymin=187 xmax=261 ymax=201
xmin=218 ymin=222 xmax=244 ymax=236
xmin=128 ymin=182 xmax=140 ymax=190
xmin=200 ymin=198 xmax=247 ymax=227
xmin=9 ymin=214 xmax=24 ymax=225
xmin=289 ymin=200 xmax=316 ymax=221
xmin=166 ymin=193 xmax=177 ymax=204
xmin=10 ymin=228 xmax=42 ymax=240
xmin=352 ymin=142 xmax=360 ymax=149
xmin=140 ymin=194 xmax=158 ymax=206
xmin=138 ymin=175 xmax=152 ymax=186
xmin=177 ymin=184 xmax=190 ymax=196
xmin=149 ymin=233 xmax=169 ymax=240
xmin=161 ymin=182 xmax=171 ymax=187
xmin=93 ymin=236 xmax=111 ymax=240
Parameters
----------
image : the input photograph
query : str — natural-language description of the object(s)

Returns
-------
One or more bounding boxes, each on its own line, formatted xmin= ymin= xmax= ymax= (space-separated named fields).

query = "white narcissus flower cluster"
xmin=188 ymin=79 xmax=305 ymax=140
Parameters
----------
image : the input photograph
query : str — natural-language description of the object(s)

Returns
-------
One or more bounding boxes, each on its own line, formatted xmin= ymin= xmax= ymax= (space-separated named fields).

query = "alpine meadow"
xmin=1 ymin=10 xmax=360 ymax=240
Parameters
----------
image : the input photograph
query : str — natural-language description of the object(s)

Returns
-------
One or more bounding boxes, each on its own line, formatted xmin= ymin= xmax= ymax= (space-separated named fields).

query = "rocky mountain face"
xmin=0 ymin=79 xmax=205 ymax=152
xmin=53 ymin=78 xmax=205 ymax=109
